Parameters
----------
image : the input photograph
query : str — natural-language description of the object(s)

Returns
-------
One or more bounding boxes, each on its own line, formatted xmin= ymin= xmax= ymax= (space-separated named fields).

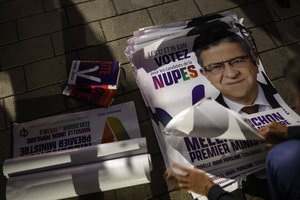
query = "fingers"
xmin=173 ymin=163 xmax=191 ymax=173
xmin=258 ymin=122 xmax=288 ymax=143
xmin=174 ymin=174 xmax=189 ymax=183
xmin=258 ymin=127 xmax=268 ymax=138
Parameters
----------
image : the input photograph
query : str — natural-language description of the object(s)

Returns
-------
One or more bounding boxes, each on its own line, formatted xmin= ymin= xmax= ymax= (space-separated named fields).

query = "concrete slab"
xmin=43 ymin=0 xmax=92 ymax=11
xmin=266 ymin=0 xmax=300 ymax=18
xmin=250 ymin=26 xmax=277 ymax=53
xmin=0 ymin=36 xmax=54 ymax=70
xmin=265 ymin=16 xmax=300 ymax=46
xmin=169 ymin=190 xmax=194 ymax=200
xmin=4 ymin=84 xmax=66 ymax=124
xmin=66 ymin=0 xmax=116 ymax=26
xmin=17 ymin=9 xmax=68 ymax=40
xmin=78 ymin=38 xmax=129 ymax=64
xmin=0 ymin=99 xmax=6 ymax=130
xmin=113 ymin=0 xmax=162 ymax=14
xmin=0 ymin=0 xmax=43 ymax=23
xmin=195 ymin=0 xmax=246 ymax=15
xmin=273 ymin=78 xmax=295 ymax=108
xmin=260 ymin=44 xmax=300 ymax=80
xmin=114 ymin=184 xmax=152 ymax=200
xmin=148 ymin=0 xmax=201 ymax=25
xmin=0 ymin=22 xmax=18 ymax=46
xmin=51 ymin=22 xmax=105 ymax=55
xmin=0 ymin=67 xmax=26 ymax=98
xmin=101 ymin=10 xmax=153 ymax=41
xmin=0 ymin=129 xmax=12 ymax=163
xmin=0 ymin=169 xmax=7 ymax=200
xmin=24 ymin=53 xmax=77 ymax=90
xmin=140 ymin=120 xmax=161 ymax=155
xmin=230 ymin=1 xmax=278 ymax=28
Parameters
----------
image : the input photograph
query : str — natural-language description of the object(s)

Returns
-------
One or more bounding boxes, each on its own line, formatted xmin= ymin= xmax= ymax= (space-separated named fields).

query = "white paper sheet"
xmin=4 ymin=138 xmax=147 ymax=178
xmin=6 ymin=154 xmax=151 ymax=200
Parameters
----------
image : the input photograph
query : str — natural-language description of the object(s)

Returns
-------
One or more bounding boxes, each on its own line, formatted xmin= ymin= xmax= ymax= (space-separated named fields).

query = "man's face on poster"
xmin=199 ymin=42 xmax=259 ymax=104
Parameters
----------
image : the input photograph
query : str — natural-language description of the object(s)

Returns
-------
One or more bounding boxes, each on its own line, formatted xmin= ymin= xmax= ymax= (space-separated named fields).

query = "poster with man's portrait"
xmin=125 ymin=12 xmax=300 ymax=198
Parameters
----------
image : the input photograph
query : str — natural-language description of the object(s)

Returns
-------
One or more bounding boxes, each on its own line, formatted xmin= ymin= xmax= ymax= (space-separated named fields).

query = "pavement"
xmin=0 ymin=0 xmax=300 ymax=199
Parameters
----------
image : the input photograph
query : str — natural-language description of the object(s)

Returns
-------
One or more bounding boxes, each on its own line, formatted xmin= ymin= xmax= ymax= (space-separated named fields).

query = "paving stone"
xmin=230 ymin=1 xmax=278 ymax=28
xmin=0 ymin=129 xmax=12 ymax=163
xmin=119 ymin=64 xmax=138 ymax=93
xmin=0 ymin=168 xmax=7 ymax=200
xmin=78 ymin=38 xmax=129 ymax=64
xmin=149 ymin=154 xmax=170 ymax=196
xmin=114 ymin=184 xmax=152 ymax=200
xmin=0 ymin=0 xmax=43 ymax=23
xmin=4 ymin=84 xmax=66 ymax=124
xmin=113 ymin=0 xmax=162 ymax=14
xmin=260 ymin=45 xmax=300 ymax=80
xmin=18 ymin=9 xmax=68 ymax=40
xmin=250 ymin=26 xmax=276 ymax=53
xmin=147 ymin=197 xmax=161 ymax=200
xmin=284 ymin=43 xmax=300 ymax=59
xmin=0 ymin=35 xmax=54 ymax=70
xmin=112 ymin=90 xmax=150 ymax=122
xmin=273 ymin=78 xmax=295 ymax=108
xmin=140 ymin=120 xmax=161 ymax=155
xmin=246 ymin=0 xmax=261 ymax=2
xmin=260 ymin=48 xmax=288 ymax=80
xmin=52 ymin=22 xmax=105 ymax=55
xmin=265 ymin=16 xmax=300 ymax=46
xmin=0 ymin=21 xmax=17 ymax=46
xmin=266 ymin=0 xmax=300 ymax=18
xmin=148 ymin=0 xmax=201 ymax=25
xmin=66 ymin=0 xmax=116 ymax=26
xmin=24 ymin=53 xmax=77 ymax=90
xmin=169 ymin=190 xmax=193 ymax=200
xmin=195 ymin=0 xmax=246 ymax=15
xmin=43 ymin=0 xmax=92 ymax=11
xmin=0 ymin=100 xmax=6 ymax=130
xmin=101 ymin=10 xmax=152 ymax=41
xmin=0 ymin=67 xmax=26 ymax=98
xmin=76 ymin=191 xmax=116 ymax=200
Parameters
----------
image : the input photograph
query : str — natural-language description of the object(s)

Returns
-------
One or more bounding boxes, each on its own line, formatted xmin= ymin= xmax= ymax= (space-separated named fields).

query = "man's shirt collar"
xmin=223 ymin=84 xmax=272 ymax=115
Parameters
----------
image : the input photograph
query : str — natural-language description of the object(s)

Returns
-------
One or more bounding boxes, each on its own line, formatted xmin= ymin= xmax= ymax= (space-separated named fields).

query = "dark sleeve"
xmin=207 ymin=185 xmax=237 ymax=200
xmin=287 ymin=126 xmax=300 ymax=140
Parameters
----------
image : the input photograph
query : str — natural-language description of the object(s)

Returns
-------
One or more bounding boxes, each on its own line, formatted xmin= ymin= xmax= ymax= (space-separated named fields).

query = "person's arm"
xmin=259 ymin=121 xmax=288 ymax=142
xmin=167 ymin=164 xmax=236 ymax=200
xmin=259 ymin=122 xmax=300 ymax=141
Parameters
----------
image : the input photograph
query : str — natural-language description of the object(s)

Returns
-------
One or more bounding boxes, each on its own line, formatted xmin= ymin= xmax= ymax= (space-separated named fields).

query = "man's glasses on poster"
xmin=203 ymin=54 xmax=251 ymax=74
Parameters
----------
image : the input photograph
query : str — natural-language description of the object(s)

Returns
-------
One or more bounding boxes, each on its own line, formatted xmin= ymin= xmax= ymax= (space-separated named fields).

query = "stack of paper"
xmin=4 ymin=101 xmax=152 ymax=200
xmin=4 ymin=138 xmax=151 ymax=200
xmin=124 ymin=12 xmax=300 ymax=198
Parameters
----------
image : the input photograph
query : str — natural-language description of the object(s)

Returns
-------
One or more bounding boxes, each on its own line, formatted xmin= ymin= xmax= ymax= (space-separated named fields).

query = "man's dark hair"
xmin=284 ymin=57 xmax=300 ymax=92
xmin=193 ymin=31 xmax=254 ymax=66
xmin=190 ymin=21 xmax=255 ymax=67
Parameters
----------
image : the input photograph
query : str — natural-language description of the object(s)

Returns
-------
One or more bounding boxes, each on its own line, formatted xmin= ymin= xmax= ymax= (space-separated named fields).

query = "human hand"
xmin=259 ymin=121 xmax=288 ymax=143
xmin=165 ymin=164 xmax=214 ymax=196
